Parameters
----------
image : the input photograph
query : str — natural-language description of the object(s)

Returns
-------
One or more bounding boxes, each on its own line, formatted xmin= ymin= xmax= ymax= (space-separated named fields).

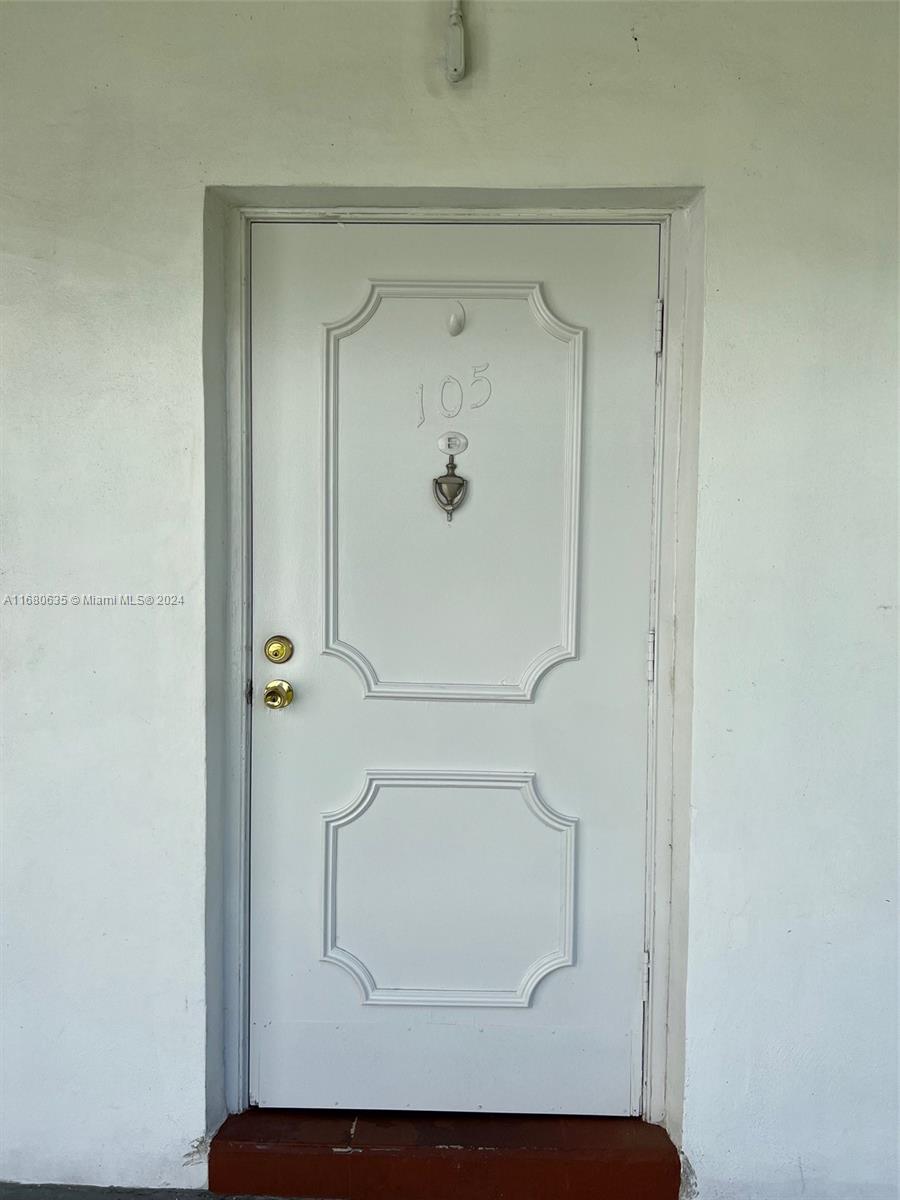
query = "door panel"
xmin=250 ymin=221 xmax=660 ymax=1114
xmin=323 ymin=280 xmax=581 ymax=699
xmin=321 ymin=771 xmax=575 ymax=1006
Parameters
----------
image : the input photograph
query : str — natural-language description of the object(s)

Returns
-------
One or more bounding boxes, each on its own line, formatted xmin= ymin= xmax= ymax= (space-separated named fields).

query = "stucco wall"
xmin=1 ymin=3 xmax=896 ymax=1197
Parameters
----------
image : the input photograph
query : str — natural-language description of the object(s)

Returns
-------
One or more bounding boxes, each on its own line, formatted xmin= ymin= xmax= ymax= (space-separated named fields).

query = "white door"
xmin=249 ymin=220 xmax=660 ymax=1115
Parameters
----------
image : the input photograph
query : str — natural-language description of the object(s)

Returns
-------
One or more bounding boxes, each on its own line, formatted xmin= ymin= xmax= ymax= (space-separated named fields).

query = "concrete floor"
xmin=0 ymin=1187 xmax=279 ymax=1200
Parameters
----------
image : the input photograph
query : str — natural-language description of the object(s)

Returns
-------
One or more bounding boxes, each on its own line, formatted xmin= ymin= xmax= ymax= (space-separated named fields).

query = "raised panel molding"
xmin=321 ymin=770 xmax=578 ymax=1007
xmin=323 ymin=281 xmax=584 ymax=701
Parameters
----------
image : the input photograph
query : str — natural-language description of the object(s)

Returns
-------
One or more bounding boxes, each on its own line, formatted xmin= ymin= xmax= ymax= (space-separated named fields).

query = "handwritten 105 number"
xmin=416 ymin=364 xmax=492 ymax=427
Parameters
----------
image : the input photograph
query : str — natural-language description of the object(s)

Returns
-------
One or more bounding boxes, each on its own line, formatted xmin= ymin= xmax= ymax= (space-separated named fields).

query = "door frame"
xmin=204 ymin=187 xmax=704 ymax=1139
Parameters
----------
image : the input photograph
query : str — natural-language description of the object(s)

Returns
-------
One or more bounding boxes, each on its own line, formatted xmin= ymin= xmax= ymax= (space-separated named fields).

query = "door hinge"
xmin=646 ymin=629 xmax=656 ymax=683
xmin=655 ymin=299 xmax=664 ymax=355
xmin=642 ymin=949 xmax=651 ymax=1002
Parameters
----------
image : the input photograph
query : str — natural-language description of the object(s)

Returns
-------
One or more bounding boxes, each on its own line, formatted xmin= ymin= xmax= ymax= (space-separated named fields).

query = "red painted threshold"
xmin=209 ymin=1108 xmax=680 ymax=1200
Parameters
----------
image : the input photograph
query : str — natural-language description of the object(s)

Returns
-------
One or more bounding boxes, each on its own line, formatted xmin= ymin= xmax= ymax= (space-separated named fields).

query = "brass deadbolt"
xmin=263 ymin=679 xmax=294 ymax=709
xmin=264 ymin=635 xmax=294 ymax=664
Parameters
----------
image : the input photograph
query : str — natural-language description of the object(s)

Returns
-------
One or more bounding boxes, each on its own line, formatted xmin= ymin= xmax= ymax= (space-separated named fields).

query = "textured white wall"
xmin=0 ymin=3 xmax=896 ymax=1196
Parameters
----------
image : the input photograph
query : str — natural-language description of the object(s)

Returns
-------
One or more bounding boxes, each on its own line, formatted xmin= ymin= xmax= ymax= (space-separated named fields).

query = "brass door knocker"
xmin=433 ymin=454 xmax=467 ymax=522
xmin=433 ymin=432 xmax=469 ymax=522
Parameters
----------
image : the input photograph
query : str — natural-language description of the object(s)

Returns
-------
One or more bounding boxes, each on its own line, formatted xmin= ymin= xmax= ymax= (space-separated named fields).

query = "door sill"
xmin=208 ymin=1108 xmax=680 ymax=1199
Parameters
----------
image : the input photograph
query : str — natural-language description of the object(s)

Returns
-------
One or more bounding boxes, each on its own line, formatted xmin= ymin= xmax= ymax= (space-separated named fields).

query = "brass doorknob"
xmin=263 ymin=679 xmax=294 ymax=709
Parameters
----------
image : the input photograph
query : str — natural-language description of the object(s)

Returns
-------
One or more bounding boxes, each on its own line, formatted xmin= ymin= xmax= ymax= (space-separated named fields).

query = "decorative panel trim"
xmin=321 ymin=770 xmax=577 ymax=1007
xmin=322 ymin=281 xmax=584 ymax=701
